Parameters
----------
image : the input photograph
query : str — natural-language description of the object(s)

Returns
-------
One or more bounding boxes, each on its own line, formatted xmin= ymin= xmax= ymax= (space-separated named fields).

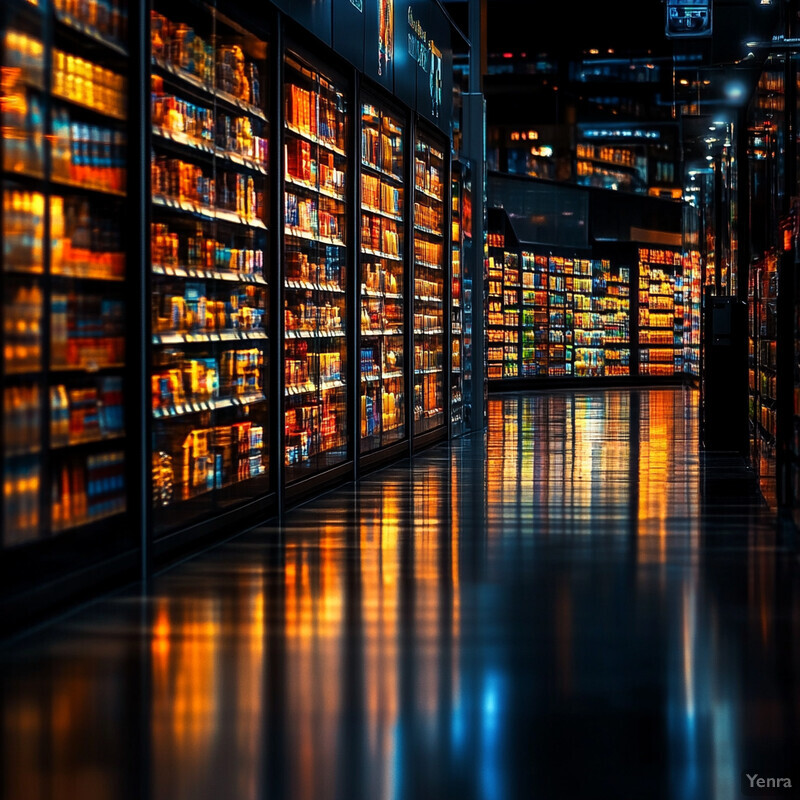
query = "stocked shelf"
xmin=487 ymin=232 xmax=505 ymax=380
xmin=413 ymin=131 xmax=446 ymax=435
xmin=749 ymin=251 xmax=779 ymax=478
xmin=283 ymin=50 xmax=349 ymax=478
xmin=637 ymin=246 xmax=682 ymax=377
xmin=359 ymin=99 xmax=406 ymax=452
xmin=149 ymin=3 xmax=271 ymax=535
xmin=2 ymin=5 xmax=130 ymax=547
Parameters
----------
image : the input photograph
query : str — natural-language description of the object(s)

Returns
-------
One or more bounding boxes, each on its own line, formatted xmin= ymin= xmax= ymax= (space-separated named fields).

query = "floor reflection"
xmin=3 ymin=388 xmax=800 ymax=800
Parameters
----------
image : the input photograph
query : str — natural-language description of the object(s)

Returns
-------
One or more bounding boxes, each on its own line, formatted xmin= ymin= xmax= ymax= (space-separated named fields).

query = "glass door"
xmin=149 ymin=3 xmax=271 ymax=534
xmin=413 ymin=131 xmax=446 ymax=434
xmin=283 ymin=49 xmax=349 ymax=480
xmin=359 ymin=98 xmax=406 ymax=453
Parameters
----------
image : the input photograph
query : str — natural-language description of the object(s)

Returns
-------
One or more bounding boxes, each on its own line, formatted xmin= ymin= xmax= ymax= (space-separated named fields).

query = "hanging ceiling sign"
xmin=665 ymin=0 xmax=712 ymax=38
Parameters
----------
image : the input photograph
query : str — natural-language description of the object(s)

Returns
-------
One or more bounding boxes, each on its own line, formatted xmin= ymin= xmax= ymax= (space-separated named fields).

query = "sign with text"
xmin=665 ymin=0 xmax=712 ymax=38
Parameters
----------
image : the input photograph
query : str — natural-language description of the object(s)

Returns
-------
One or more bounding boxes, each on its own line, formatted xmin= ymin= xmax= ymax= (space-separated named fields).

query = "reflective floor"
xmin=3 ymin=387 xmax=800 ymax=800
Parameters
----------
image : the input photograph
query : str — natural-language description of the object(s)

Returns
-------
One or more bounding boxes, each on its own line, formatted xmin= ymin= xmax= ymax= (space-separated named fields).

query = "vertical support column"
xmin=463 ymin=0 xmax=486 ymax=431
xmin=777 ymin=39 xmax=797 ymax=506
xmin=132 ymin=0 xmax=151 ymax=584
xmin=464 ymin=93 xmax=486 ymax=429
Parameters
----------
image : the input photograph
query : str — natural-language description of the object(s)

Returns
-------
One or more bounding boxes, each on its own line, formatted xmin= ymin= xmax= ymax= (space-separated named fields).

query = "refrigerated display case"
xmin=282 ymin=48 xmax=349 ymax=482
xmin=413 ymin=130 xmax=447 ymax=435
xmin=1 ymin=0 xmax=134 ymax=613
xmin=359 ymin=98 xmax=406 ymax=453
xmin=149 ymin=3 xmax=270 ymax=535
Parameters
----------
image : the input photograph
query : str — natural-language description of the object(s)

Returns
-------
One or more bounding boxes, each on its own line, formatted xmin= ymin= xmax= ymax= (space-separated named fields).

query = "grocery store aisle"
xmin=3 ymin=387 xmax=800 ymax=800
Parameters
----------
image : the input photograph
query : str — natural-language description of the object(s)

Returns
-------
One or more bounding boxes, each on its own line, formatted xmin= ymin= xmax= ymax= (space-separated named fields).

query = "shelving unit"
xmin=573 ymin=258 xmax=603 ymax=377
xmin=149 ymin=3 xmax=270 ymax=534
xmin=749 ymin=251 xmax=778 ymax=504
xmin=520 ymin=251 xmax=548 ymax=376
xmin=486 ymin=231 xmax=505 ymax=381
xmin=547 ymin=256 xmax=573 ymax=376
xmin=603 ymin=261 xmax=630 ymax=376
xmin=637 ymin=246 xmax=682 ymax=377
xmin=413 ymin=131 xmax=447 ymax=435
xmin=2 ymin=0 xmax=130 ymax=548
xmin=359 ymin=98 xmax=405 ymax=453
xmin=282 ymin=49 xmax=349 ymax=481
xmin=682 ymin=248 xmax=701 ymax=376
xmin=502 ymin=251 xmax=520 ymax=378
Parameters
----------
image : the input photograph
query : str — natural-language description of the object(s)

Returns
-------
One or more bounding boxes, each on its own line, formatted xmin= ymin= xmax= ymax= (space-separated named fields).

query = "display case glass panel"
xmin=150 ymin=3 xmax=270 ymax=533
xmin=283 ymin=49 xmax=348 ymax=480
xmin=413 ymin=131 xmax=446 ymax=434
xmin=2 ymin=0 xmax=131 ymax=548
xmin=359 ymin=99 xmax=405 ymax=453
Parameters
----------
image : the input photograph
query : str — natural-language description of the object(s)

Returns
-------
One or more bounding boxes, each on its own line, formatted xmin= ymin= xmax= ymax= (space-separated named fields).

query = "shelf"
xmin=152 ymin=330 xmax=267 ymax=345
xmin=52 ymin=88 xmax=126 ymax=122
xmin=285 ymin=174 xmax=345 ymax=202
xmin=152 ymin=126 xmax=269 ymax=176
xmin=362 ymin=289 xmax=403 ymax=300
xmin=152 ymin=55 xmax=267 ymax=121
xmin=285 ymin=278 xmax=345 ymax=293
xmin=414 ymin=295 xmax=443 ymax=304
xmin=152 ymin=264 xmax=267 ymax=284
xmin=361 ymin=159 xmax=403 ymax=185
xmin=54 ymin=11 xmax=128 ymax=57
xmin=153 ymin=194 xmax=267 ymax=229
xmin=285 ymin=379 xmax=346 ymax=396
xmin=285 ymin=226 xmax=345 ymax=247
xmin=51 ymin=175 xmax=127 ymax=197
xmin=414 ymin=328 xmax=444 ymax=336
xmin=415 ymin=260 xmax=442 ymax=271
xmin=362 ymin=328 xmax=404 ymax=337
xmin=51 ymin=270 xmax=125 ymax=283
xmin=415 ymin=185 xmax=443 ymax=203
xmin=361 ymin=203 xmax=403 ymax=222
xmin=50 ymin=432 xmax=125 ymax=450
xmin=285 ymin=329 xmax=345 ymax=339
xmin=414 ymin=225 xmax=443 ymax=238
xmin=153 ymin=392 xmax=266 ymax=419
xmin=361 ymin=246 xmax=401 ymax=262
xmin=49 ymin=363 xmax=125 ymax=374
xmin=285 ymin=122 xmax=346 ymax=157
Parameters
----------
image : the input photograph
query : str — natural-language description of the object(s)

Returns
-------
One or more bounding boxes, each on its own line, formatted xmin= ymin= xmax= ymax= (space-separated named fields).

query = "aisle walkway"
xmin=3 ymin=387 xmax=800 ymax=800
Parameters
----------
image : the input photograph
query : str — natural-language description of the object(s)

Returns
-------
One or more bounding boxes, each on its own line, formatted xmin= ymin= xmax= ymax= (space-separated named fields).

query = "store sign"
xmin=408 ymin=6 xmax=443 ymax=119
xmin=665 ymin=0 xmax=712 ymax=38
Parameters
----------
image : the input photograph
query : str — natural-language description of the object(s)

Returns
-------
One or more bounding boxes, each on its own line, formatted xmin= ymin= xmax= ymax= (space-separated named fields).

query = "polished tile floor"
xmin=3 ymin=387 xmax=800 ymax=800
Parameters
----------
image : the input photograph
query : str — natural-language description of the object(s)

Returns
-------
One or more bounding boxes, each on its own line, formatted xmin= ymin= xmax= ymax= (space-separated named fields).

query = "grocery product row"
xmin=486 ymin=235 xmax=701 ymax=381
xmin=1 ymin=0 xmax=458 ymax=554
